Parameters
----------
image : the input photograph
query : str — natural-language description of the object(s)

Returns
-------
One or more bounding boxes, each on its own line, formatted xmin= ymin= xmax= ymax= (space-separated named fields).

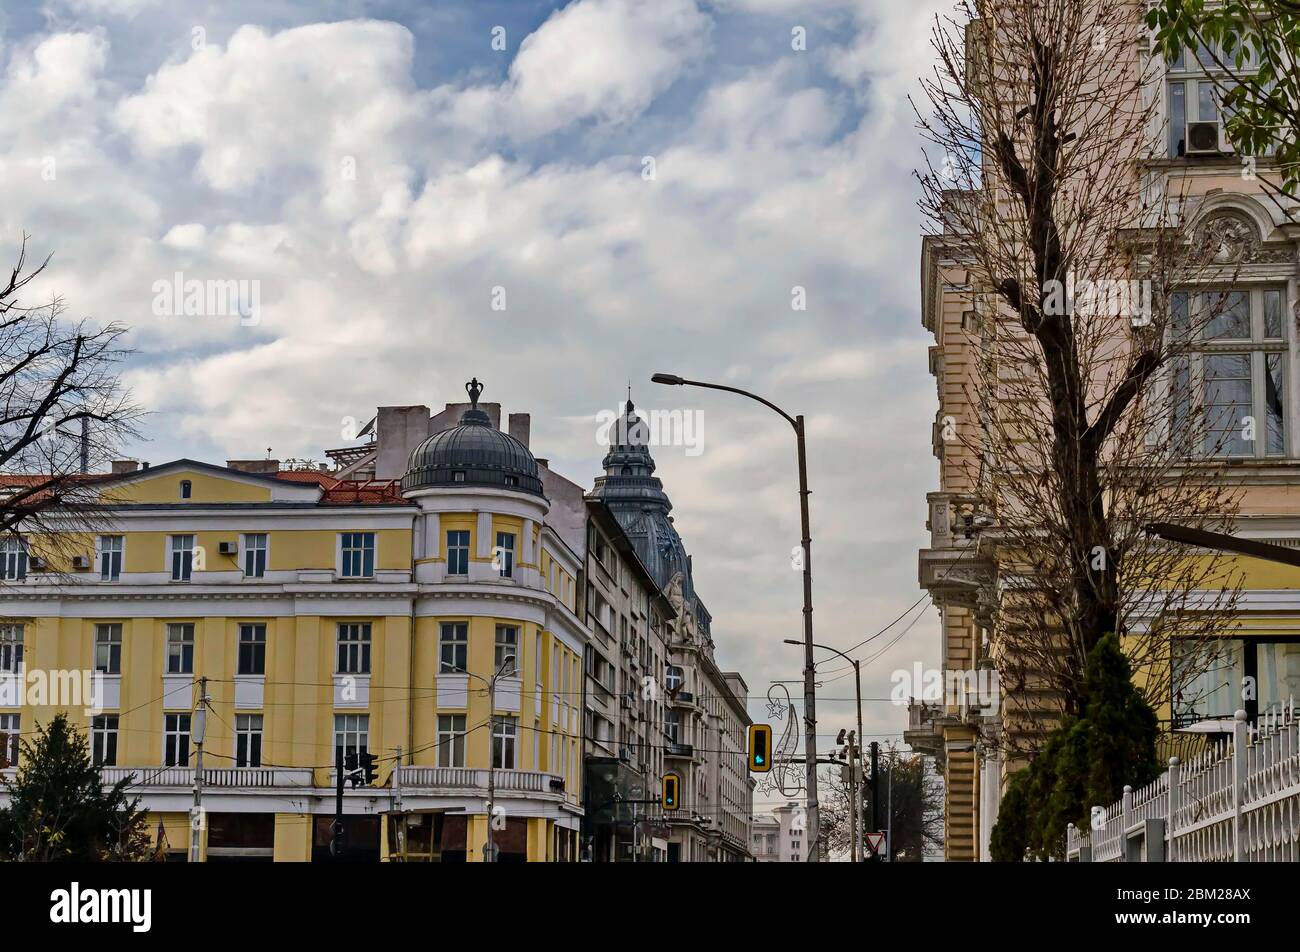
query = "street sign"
xmin=864 ymin=832 xmax=886 ymax=857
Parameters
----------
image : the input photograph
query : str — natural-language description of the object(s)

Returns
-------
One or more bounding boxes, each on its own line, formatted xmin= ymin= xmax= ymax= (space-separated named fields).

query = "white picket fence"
xmin=1066 ymin=704 xmax=1300 ymax=862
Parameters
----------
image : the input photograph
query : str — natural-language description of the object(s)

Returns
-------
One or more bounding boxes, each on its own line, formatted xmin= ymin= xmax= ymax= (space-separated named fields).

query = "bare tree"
xmin=818 ymin=746 xmax=944 ymax=861
xmin=0 ymin=237 xmax=141 ymax=581
xmin=915 ymin=0 xmax=1250 ymax=755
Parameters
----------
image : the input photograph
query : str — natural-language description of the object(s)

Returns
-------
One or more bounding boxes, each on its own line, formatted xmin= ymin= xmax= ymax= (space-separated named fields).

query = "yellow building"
xmin=0 ymin=383 xmax=589 ymax=861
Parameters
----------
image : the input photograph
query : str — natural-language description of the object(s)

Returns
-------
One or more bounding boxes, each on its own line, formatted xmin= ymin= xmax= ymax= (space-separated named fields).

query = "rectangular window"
xmin=170 ymin=534 xmax=194 ymax=582
xmin=243 ymin=533 xmax=267 ymax=578
xmin=0 ymin=713 xmax=18 ymax=768
xmin=166 ymin=623 xmax=195 ymax=674
xmin=334 ymin=714 xmax=369 ymax=762
xmin=495 ymin=531 xmax=515 ymax=579
xmin=95 ymin=624 xmax=122 ymax=675
xmin=238 ymin=623 xmax=266 ymax=676
xmin=336 ymin=623 xmax=372 ymax=674
xmin=0 ymin=625 xmax=23 ymax=674
xmin=340 ymin=532 xmax=375 ymax=579
xmin=98 ymin=535 xmax=123 ymax=582
xmin=91 ymin=715 xmax=119 ymax=766
xmin=1171 ymin=288 xmax=1288 ymax=459
xmin=164 ymin=713 xmax=191 ymax=767
xmin=495 ymin=625 xmax=519 ymax=673
xmin=439 ymin=622 xmax=468 ymax=673
xmin=236 ymin=714 xmax=263 ymax=768
xmin=492 ymin=715 xmax=518 ymax=770
xmin=436 ymin=714 xmax=466 ymax=767
xmin=0 ymin=537 xmax=27 ymax=581
xmin=446 ymin=530 xmax=470 ymax=576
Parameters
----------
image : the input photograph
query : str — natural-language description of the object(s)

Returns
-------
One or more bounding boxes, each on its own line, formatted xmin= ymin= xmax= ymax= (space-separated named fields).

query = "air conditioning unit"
xmin=1186 ymin=120 xmax=1225 ymax=156
xmin=71 ymin=555 xmax=91 ymax=570
xmin=218 ymin=542 xmax=238 ymax=556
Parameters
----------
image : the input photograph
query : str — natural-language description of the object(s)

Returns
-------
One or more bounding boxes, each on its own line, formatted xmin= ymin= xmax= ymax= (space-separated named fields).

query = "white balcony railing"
xmin=395 ymin=766 xmax=564 ymax=795
xmin=97 ymin=766 xmax=314 ymax=788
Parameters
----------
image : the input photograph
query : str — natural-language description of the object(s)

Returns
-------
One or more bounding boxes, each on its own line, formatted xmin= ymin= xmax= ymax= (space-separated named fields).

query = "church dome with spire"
xmin=400 ymin=378 xmax=544 ymax=496
xmin=592 ymin=395 xmax=700 ymax=610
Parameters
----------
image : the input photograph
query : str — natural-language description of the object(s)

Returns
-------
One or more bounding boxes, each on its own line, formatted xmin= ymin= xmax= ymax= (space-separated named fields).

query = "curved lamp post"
xmin=651 ymin=372 xmax=819 ymax=861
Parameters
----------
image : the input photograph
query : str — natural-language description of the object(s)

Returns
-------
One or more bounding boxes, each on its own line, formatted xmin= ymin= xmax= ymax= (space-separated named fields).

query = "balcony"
xmin=664 ymin=742 xmax=695 ymax=760
xmin=919 ymin=492 xmax=995 ymax=607
xmin=98 ymin=767 xmax=315 ymax=789
xmin=394 ymin=766 xmax=566 ymax=798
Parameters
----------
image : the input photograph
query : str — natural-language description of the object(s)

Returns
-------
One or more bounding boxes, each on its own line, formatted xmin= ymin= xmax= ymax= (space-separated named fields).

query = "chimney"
xmin=227 ymin=459 xmax=281 ymax=474
xmin=374 ymin=405 xmax=431 ymax=481
xmin=111 ymin=460 xmax=140 ymax=475
xmin=536 ymin=458 xmax=549 ymax=468
xmin=508 ymin=413 xmax=531 ymax=448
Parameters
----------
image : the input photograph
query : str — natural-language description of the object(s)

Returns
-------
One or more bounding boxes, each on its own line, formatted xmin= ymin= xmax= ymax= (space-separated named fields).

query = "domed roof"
xmin=400 ymin=378 xmax=544 ymax=496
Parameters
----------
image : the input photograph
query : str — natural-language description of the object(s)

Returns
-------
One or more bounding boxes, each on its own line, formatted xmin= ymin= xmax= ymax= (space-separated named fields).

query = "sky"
xmin=0 ymin=0 xmax=953 ymax=813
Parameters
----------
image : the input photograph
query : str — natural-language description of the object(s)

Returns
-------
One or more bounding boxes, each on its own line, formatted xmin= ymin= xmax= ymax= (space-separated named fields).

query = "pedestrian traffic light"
xmin=359 ymin=751 xmax=379 ymax=785
xmin=748 ymin=723 xmax=772 ymax=773
xmin=661 ymin=772 xmax=680 ymax=811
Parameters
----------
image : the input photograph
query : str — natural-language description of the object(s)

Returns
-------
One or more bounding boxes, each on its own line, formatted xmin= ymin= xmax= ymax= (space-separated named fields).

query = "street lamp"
xmin=653 ymin=372 xmax=820 ymax=860
xmin=449 ymin=654 xmax=516 ymax=863
xmin=786 ymin=639 xmax=864 ymax=862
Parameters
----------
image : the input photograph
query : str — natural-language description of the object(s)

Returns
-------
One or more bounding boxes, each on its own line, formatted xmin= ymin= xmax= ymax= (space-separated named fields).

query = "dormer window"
xmin=503 ymin=475 xmax=518 ymax=487
xmin=180 ymin=479 xmax=192 ymax=500
xmin=453 ymin=471 xmax=466 ymax=483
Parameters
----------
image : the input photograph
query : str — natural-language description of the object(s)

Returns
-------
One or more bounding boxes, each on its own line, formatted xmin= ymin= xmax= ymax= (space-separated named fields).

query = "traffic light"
xmin=359 ymin=751 xmax=379 ymax=785
xmin=748 ymin=723 xmax=772 ymax=773
xmin=661 ymin=772 xmax=680 ymax=811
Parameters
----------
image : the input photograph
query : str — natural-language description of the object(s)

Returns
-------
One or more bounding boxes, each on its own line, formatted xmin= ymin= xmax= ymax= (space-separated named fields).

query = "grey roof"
xmin=400 ymin=381 xmax=543 ymax=496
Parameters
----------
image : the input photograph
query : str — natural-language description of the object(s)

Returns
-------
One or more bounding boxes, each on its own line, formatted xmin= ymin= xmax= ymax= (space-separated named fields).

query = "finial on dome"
xmin=466 ymin=377 xmax=484 ymax=408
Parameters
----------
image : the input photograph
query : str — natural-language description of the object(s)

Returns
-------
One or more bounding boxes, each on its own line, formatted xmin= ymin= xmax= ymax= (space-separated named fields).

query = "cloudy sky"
xmin=2 ymin=0 xmax=951 ymax=809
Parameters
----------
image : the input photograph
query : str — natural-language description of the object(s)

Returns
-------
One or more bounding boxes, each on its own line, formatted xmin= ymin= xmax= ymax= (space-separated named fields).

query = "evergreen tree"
xmin=0 ymin=712 xmax=153 ymax=861
xmin=990 ymin=633 xmax=1161 ymax=860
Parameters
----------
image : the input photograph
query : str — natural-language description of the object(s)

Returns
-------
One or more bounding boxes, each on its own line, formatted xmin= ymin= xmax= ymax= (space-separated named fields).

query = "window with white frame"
xmin=1171 ymin=288 xmax=1287 ymax=458
xmin=0 ymin=625 xmax=22 ymax=674
xmin=1164 ymin=41 xmax=1260 ymax=158
xmin=98 ymin=535 xmax=123 ymax=581
xmin=439 ymin=622 xmax=467 ymax=673
xmin=336 ymin=623 xmax=371 ymax=674
xmin=243 ymin=533 xmax=267 ymax=578
xmin=334 ymin=713 xmax=369 ymax=761
xmin=446 ymin=530 xmax=469 ymax=576
xmin=665 ymin=708 xmax=681 ymax=745
xmin=163 ymin=713 xmax=191 ymax=766
xmin=0 ymin=713 xmax=18 ymax=767
xmin=236 ymin=714 xmax=263 ymax=768
xmin=494 ymin=625 xmax=518 ymax=674
xmin=436 ymin=714 xmax=466 ymax=767
xmin=495 ymin=531 xmax=515 ymax=579
xmin=238 ymin=623 xmax=266 ymax=675
xmin=170 ymin=534 xmax=194 ymax=582
xmin=95 ymin=623 xmax=122 ymax=675
xmin=0 ymin=537 xmax=27 ymax=581
xmin=340 ymin=532 xmax=375 ymax=579
xmin=91 ymin=714 xmax=118 ymax=766
xmin=166 ymin=623 xmax=195 ymax=674
xmin=492 ymin=715 xmax=517 ymax=769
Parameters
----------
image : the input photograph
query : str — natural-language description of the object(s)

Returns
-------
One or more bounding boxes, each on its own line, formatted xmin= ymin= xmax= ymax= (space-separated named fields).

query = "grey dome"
xmin=400 ymin=378 xmax=543 ymax=496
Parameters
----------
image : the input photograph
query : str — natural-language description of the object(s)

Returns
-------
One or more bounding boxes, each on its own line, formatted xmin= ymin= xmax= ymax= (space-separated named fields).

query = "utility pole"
xmin=848 ymin=733 xmax=859 ymax=863
xmin=869 ymin=740 xmax=880 ymax=861
xmin=886 ymin=758 xmax=893 ymax=863
xmin=189 ymin=676 xmax=208 ymax=863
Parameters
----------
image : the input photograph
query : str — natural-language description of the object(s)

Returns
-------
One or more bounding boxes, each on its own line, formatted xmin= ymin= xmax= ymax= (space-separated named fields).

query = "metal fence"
xmin=1067 ymin=705 xmax=1300 ymax=862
